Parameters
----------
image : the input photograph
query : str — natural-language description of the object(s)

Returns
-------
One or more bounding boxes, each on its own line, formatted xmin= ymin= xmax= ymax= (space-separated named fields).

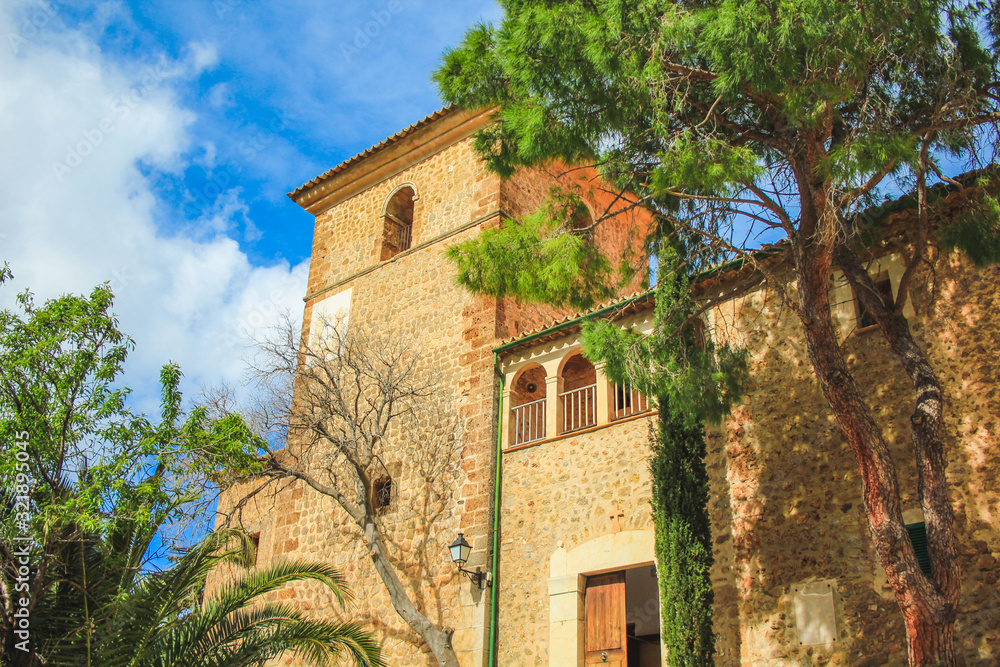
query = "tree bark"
xmin=363 ymin=520 xmax=460 ymax=667
xmin=272 ymin=463 xmax=461 ymax=666
xmin=785 ymin=162 xmax=958 ymax=665
xmin=835 ymin=244 xmax=960 ymax=666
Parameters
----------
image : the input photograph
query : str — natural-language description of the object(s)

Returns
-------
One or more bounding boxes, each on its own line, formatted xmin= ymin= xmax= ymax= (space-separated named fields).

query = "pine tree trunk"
xmin=788 ymin=197 xmax=959 ymax=666
xmin=904 ymin=603 xmax=956 ymax=666
xmin=835 ymin=245 xmax=961 ymax=667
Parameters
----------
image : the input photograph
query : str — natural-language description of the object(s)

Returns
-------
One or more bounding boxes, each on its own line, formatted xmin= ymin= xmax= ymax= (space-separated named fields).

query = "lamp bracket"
xmin=457 ymin=565 xmax=491 ymax=589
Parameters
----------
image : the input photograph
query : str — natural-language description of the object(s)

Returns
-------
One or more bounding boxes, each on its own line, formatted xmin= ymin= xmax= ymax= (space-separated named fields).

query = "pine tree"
xmin=651 ymin=400 xmax=715 ymax=666
xmin=436 ymin=2 xmax=1000 ymax=664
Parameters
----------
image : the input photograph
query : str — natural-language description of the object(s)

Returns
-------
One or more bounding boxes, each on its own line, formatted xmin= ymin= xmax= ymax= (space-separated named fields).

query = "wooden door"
xmin=584 ymin=572 xmax=627 ymax=665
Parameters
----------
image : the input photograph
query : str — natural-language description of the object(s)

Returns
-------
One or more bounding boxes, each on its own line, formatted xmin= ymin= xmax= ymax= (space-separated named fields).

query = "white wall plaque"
xmin=793 ymin=579 xmax=837 ymax=646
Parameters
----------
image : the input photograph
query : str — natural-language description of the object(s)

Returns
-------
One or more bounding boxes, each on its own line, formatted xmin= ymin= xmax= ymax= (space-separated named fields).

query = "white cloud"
xmin=0 ymin=2 xmax=308 ymax=414
xmin=206 ymin=83 xmax=233 ymax=110
xmin=184 ymin=41 xmax=220 ymax=74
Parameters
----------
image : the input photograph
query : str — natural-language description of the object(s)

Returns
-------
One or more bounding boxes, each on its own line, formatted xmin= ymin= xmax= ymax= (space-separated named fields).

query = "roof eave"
xmin=288 ymin=106 xmax=495 ymax=216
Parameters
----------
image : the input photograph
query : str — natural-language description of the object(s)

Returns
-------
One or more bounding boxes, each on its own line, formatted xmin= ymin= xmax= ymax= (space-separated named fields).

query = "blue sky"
xmin=0 ymin=0 xmax=501 ymax=411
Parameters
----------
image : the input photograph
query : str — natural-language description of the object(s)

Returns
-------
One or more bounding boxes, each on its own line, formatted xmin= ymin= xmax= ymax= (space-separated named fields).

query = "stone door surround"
xmin=547 ymin=530 xmax=657 ymax=667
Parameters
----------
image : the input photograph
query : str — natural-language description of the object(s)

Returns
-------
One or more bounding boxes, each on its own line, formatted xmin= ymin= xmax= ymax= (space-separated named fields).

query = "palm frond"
xmin=72 ymin=528 xmax=384 ymax=667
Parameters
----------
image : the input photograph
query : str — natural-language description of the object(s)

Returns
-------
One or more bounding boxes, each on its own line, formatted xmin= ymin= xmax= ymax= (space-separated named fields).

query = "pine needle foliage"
xmin=447 ymin=191 xmax=618 ymax=310
xmin=438 ymin=1 xmax=1000 ymax=662
xmin=940 ymin=192 xmax=1000 ymax=265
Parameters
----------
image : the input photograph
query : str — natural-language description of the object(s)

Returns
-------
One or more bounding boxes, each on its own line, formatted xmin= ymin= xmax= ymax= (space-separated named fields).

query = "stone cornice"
xmin=289 ymin=107 xmax=495 ymax=216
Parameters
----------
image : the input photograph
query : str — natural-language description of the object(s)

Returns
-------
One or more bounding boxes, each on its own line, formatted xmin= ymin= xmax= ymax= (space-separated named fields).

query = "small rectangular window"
xmin=373 ymin=475 xmax=393 ymax=514
xmin=854 ymin=275 xmax=893 ymax=329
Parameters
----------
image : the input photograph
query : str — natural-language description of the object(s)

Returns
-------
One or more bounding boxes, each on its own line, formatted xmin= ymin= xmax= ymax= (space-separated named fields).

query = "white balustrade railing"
xmin=511 ymin=398 xmax=546 ymax=446
xmin=613 ymin=383 xmax=649 ymax=419
xmin=561 ymin=383 xmax=596 ymax=433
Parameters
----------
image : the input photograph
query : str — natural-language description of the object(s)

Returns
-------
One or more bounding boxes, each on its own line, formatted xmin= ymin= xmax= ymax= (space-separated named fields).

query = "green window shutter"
xmin=905 ymin=522 xmax=932 ymax=577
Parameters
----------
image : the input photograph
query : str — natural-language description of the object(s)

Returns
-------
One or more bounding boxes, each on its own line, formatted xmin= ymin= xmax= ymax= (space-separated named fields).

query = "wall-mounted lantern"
xmin=449 ymin=533 xmax=490 ymax=589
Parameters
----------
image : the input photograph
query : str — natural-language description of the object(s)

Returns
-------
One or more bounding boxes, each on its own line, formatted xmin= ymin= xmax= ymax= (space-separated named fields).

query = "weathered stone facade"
xmin=210 ymin=107 xmax=651 ymax=666
xmin=697 ymin=233 xmax=1000 ymax=667
xmin=493 ymin=222 xmax=1000 ymax=666
xmin=213 ymin=108 xmax=999 ymax=666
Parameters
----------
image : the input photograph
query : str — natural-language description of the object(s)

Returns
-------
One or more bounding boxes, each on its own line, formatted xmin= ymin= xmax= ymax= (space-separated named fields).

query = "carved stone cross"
xmin=609 ymin=505 xmax=624 ymax=533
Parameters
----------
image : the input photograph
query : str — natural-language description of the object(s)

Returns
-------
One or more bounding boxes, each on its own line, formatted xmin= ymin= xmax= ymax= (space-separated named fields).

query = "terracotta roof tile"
xmin=288 ymin=105 xmax=458 ymax=200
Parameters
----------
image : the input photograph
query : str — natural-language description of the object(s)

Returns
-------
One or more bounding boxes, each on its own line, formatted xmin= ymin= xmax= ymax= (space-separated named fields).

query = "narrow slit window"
xmin=905 ymin=522 xmax=932 ymax=577
xmin=373 ymin=475 xmax=393 ymax=513
xmin=249 ymin=532 xmax=260 ymax=567
xmin=570 ymin=204 xmax=595 ymax=233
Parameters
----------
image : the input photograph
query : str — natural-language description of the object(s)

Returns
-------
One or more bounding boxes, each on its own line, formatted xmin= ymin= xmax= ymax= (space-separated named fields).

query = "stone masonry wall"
xmin=307 ymin=138 xmax=501 ymax=296
xmin=213 ymin=135 xmax=505 ymax=666
xmin=497 ymin=414 xmax=658 ymax=665
xmin=492 ymin=213 xmax=998 ymax=666
xmin=211 ymin=129 xmax=661 ymax=666
xmin=216 ymin=112 xmax=998 ymax=667
xmin=496 ymin=164 xmax=654 ymax=342
xmin=703 ymin=240 xmax=1000 ymax=666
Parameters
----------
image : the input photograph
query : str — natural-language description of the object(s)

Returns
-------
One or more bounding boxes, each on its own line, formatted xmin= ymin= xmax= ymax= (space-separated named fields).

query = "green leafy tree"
xmin=0 ymin=272 xmax=382 ymax=666
xmin=436 ymin=2 xmax=1000 ymax=664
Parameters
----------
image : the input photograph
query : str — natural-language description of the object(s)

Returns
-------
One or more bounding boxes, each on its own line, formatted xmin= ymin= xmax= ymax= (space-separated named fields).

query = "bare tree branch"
xmin=211 ymin=314 xmax=466 ymax=667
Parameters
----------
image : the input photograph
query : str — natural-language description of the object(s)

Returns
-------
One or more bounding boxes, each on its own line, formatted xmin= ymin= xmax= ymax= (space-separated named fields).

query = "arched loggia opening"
xmin=510 ymin=364 xmax=546 ymax=447
xmin=559 ymin=352 xmax=596 ymax=434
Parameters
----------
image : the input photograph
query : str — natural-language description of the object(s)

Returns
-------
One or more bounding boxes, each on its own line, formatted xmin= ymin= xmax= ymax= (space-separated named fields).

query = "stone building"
xmin=213 ymin=107 xmax=1000 ymax=666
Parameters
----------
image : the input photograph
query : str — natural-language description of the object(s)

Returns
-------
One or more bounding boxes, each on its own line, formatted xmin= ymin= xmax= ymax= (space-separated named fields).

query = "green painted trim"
xmin=487 ymin=353 xmax=504 ymax=667
xmin=905 ymin=522 xmax=933 ymax=578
